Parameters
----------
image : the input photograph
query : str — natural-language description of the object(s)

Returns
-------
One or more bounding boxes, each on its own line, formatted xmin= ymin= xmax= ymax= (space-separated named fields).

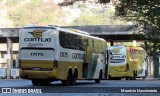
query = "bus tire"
xmin=126 ymin=77 xmax=131 ymax=80
xmin=32 ymin=80 xmax=39 ymax=86
xmin=108 ymin=76 xmax=112 ymax=80
xmin=95 ymin=70 xmax=102 ymax=83
xmin=130 ymin=70 xmax=136 ymax=80
xmin=39 ymin=80 xmax=50 ymax=86
xmin=71 ymin=70 xmax=78 ymax=85
xmin=133 ymin=70 xmax=137 ymax=80
xmin=142 ymin=77 xmax=146 ymax=80
xmin=62 ymin=70 xmax=72 ymax=86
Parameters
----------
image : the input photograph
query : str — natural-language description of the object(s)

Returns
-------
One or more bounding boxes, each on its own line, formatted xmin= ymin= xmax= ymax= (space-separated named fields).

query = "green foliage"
xmin=28 ymin=0 xmax=43 ymax=9
xmin=98 ymin=0 xmax=110 ymax=4
xmin=114 ymin=0 xmax=160 ymax=55
xmin=58 ymin=0 xmax=110 ymax=6
xmin=7 ymin=1 xmax=66 ymax=27
xmin=71 ymin=10 xmax=127 ymax=25
xmin=6 ymin=0 xmax=20 ymax=6
xmin=121 ymin=42 xmax=144 ymax=47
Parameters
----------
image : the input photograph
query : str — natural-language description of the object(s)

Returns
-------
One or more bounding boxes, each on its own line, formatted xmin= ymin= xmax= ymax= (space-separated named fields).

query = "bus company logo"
xmin=113 ymin=48 xmax=120 ymax=53
xmin=29 ymin=30 xmax=46 ymax=38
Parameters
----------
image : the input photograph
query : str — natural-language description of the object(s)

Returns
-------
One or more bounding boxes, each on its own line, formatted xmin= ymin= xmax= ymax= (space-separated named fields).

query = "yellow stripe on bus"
xmin=21 ymin=60 xmax=53 ymax=68
xmin=20 ymin=60 xmax=83 ymax=80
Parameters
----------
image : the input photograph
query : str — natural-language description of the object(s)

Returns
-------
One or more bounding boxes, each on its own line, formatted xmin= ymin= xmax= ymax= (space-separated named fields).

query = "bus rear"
xmin=19 ymin=26 xmax=58 ymax=81
xmin=129 ymin=47 xmax=147 ymax=79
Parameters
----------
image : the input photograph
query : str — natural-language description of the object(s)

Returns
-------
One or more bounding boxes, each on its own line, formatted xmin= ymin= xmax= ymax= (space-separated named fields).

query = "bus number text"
xmin=31 ymin=53 xmax=44 ymax=56
xmin=60 ymin=52 xmax=68 ymax=58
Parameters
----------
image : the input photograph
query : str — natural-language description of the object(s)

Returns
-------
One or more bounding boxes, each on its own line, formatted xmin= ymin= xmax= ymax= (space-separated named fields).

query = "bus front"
xmin=108 ymin=46 xmax=128 ymax=79
xmin=19 ymin=26 xmax=58 ymax=83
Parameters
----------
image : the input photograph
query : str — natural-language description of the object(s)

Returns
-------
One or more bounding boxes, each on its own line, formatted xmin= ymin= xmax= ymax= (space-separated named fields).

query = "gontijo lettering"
xmin=24 ymin=38 xmax=51 ymax=42
xmin=72 ymin=53 xmax=85 ymax=59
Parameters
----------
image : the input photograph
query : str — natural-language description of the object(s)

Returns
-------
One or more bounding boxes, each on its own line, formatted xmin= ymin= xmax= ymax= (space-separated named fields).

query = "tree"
xmin=113 ymin=0 xmax=160 ymax=55
xmin=58 ymin=0 xmax=110 ymax=6
xmin=7 ymin=0 xmax=67 ymax=27
xmin=59 ymin=0 xmax=159 ymax=55
xmin=70 ymin=9 xmax=128 ymax=25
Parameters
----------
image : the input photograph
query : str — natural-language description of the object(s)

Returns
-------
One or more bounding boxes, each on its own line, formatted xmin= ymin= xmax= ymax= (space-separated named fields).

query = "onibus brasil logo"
xmin=1 ymin=88 xmax=42 ymax=93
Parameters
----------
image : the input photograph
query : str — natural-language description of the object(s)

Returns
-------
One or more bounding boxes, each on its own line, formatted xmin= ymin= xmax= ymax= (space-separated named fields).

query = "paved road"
xmin=0 ymin=79 xmax=160 ymax=96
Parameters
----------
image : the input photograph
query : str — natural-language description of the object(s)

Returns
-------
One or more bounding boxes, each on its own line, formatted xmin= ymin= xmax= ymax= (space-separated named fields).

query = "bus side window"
xmin=64 ymin=33 xmax=69 ymax=48
xmin=72 ymin=34 xmax=79 ymax=50
xmin=69 ymin=34 xmax=74 ymax=49
xmin=76 ymin=35 xmax=80 ymax=50
xmin=94 ymin=39 xmax=97 ymax=52
xmin=84 ymin=38 xmax=88 ymax=46
xmin=97 ymin=40 xmax=102 ymax=53
xmin=79 ymin=37 xmax=83 ymax=50
xmin=59 ymin=31 xmax=65 ymax=48
xmin=88 ymin=38 xmax=92 ymax=47
xmin=81 ymin=37 xmax=87 ymax=51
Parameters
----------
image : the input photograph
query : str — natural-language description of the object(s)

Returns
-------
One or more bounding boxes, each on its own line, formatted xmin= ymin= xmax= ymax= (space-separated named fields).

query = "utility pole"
xmin=7 ymin=37 xmax=13 ymax=79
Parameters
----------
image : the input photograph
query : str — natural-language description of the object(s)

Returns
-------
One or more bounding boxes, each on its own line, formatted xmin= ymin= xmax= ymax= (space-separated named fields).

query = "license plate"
xmin=32 ymin=68 xmax=40 ymax=70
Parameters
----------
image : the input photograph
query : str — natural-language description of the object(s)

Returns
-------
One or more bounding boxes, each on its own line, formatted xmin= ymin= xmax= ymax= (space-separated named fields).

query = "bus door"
xmin=82 ymin=46 xmax=92 ymax=78
xmin=105 ymin=50 xmax=109 ymax=79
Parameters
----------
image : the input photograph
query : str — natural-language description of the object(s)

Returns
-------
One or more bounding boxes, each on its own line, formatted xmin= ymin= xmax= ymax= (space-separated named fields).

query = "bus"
xmin=108 ymin=46 xmax=147 ymax=80
xmin=19 ymin=25 xmax=108 ymax=85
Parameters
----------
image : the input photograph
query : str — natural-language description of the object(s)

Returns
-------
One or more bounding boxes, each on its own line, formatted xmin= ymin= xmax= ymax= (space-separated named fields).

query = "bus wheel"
xmin=108 ymin=76 xmax=112 ymax=80
xmin=71 ymin=70 xmax=78 ymax=85
xmin=126 ymin=77 xmax=130 ymax=80
xmin=39 ymin=81 xmax=50 ymax=86
xmin=130 ymin=70 xmax=136 ymax=80
xmin=62 ymin=70 xmax=72 ymax=86
xmin=32 ymin=80 xmax=39 ymax=86
xmin=95 ymin=70 xmax=102 ymax=83
xmin=142 ymin=77 xmax=146 ymax=80
xmin=133 ymin=70 xmax=137 ymax=80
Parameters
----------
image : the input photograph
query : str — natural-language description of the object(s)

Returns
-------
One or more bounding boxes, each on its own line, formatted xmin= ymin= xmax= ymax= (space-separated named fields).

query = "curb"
xmin=144 ymin=76 xmax=160 ymax=80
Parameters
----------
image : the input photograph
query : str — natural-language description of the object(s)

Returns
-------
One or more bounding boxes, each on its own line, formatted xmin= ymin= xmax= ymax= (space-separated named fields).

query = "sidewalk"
xmin=144 ymin=75 xmax=160 ymax=81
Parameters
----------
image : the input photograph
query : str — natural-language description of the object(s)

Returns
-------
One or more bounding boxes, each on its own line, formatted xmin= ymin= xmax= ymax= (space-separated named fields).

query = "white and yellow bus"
xmin=19 ymin=25 xmax=108 ymax=85
xmin=108 ymin=46 xmax=147 ymax=80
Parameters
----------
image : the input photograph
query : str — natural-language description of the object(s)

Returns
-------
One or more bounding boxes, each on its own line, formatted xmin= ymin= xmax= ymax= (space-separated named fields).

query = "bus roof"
xmin=22 ymin=25 xmax=106 ymax=42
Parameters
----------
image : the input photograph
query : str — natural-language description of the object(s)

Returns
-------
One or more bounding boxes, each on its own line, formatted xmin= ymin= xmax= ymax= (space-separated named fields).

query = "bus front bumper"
xmin=109 ymin=71 xmax=132 ymax=78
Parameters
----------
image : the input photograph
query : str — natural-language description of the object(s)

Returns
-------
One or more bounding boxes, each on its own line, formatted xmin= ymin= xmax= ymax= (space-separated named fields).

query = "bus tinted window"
xmin=59 ymin=31 xmax=85 ymax=50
